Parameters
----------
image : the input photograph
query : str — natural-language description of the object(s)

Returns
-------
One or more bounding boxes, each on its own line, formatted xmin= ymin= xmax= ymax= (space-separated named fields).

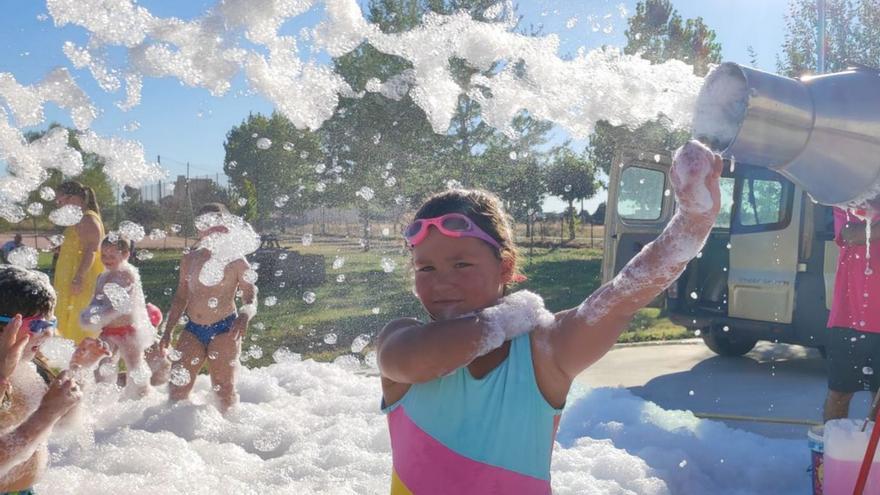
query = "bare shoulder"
xmin=229 ymin=258 xmax=251 ymax=275
xmin=77 ymin=214 xmax=101 ymax=234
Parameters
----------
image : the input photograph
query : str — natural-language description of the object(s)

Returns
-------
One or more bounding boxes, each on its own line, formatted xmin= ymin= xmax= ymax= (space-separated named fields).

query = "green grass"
xmin=39 ymin=239 xmax=688 ymax=364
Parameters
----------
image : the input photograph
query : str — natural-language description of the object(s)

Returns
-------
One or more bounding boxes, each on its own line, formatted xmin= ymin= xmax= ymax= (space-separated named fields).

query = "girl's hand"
xmin=39 ymin=371 xmax=82 ymax=417
xmin=70 ymin=275 xmax=84 ymax=295
xmin=0 ymin=315 xmax=29 ymax=383
xmin=70 ymin=338 xmax=110 ymax=370
xmin=670 ymin=140 xmax=723 ymax=219
xmin=231 ymin=316 xmax=248 ymax=341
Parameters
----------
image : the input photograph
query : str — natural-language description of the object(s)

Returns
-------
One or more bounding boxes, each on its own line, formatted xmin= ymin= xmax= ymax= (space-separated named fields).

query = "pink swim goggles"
xmin=404 ymin=213 xmax=502 ymax=250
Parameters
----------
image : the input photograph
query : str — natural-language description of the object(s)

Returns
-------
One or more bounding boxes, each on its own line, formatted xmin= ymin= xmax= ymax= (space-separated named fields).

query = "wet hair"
xmin=58 ymin=180 xmax=101 ymax=217
xmin=102 ymin=235 xmax=131 ymax=253
xmin=412 ymin=189 xmax=522 ymax=286
xmin=0 ymin=265 xmax=56 ymax=318
xmin=13 ymin=233 xmax=22 ymax=242
xmin=197 ymin=203 xmax=230 ymax=216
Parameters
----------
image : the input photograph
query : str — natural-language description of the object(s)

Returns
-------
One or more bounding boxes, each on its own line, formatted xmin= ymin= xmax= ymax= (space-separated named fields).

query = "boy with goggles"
xmin=0 ymin=266 xmax=108 ymax=495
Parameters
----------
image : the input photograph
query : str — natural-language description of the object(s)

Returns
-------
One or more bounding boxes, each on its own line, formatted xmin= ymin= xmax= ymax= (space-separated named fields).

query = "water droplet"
xmin=381 ymin=258 xmax=396 ymax=273
xmin=564 ymin=184 xmax=572 ymax=192
xmin=170 ymin=367 xmax=191 ymax=386
xmin=136 ymin=250 xmax=154 ymax=261
xmin=264 ymin=296 xmax=277 ymax=307
xmin=654 ymin=154 xmax=661 ymax=163
xmin=690 ymin=291 xmax=698 ymax=300
xmin=303 ymin=292 xmax=316 ymax=304
xmin=48 ymin=205 xmax=84 ymax=226
xmin=356 ymin=186 xmax=375 ymax=201
xmin=237 ymin=197 xmax=247 ymax=207
xmin=315 ymin=163 xmax=326 ymax=174
xmin=168 ymin=349 xmax=182 ymax=362
xmin=336 ymin=274 xmax=346 ymax=283
xmin=207 ymin=297 xmax=218 ymax=308
xmin=722 ymin=326 xmax=730 ymax=332
xmin=39 ymin=186 xmax=55 ymax=201
xmin=371 ymin=307 xmax=381 ymax=314
xmin=351 ymin=334 xmax=371 ymax=353
xmin=26 ymin=202 xmax=43 ymax=216
xmin=688 ymin=390 xmax=695 ymax=396
xmin=208 ymin=351 xmax=219 ymax=360
xmin=301 ymin=234 xmax=313 ymax=246
xmin=256 ymin=137 xmax=272 ymax=150
xmin=679 ymin=460 xmax=687 ymax=468
xmin=315 ymin=182 xmax=326 ymax=193
xmin=864 ymin=367 xmax=875 ymax=376
xmin=324 ymin=333 xmax=338 ymax=345
xmin=272 ymin=347 xmax=301 ymax=363
xmin=332 ymin=256 xmax=345 ymax=270
xmin=282 ymin=142 xmax=295 ymax=151
xmin=694 ymin=329 xmax=702 ymax=336
xmin=274 ymin=195 xmax=289 ymax=208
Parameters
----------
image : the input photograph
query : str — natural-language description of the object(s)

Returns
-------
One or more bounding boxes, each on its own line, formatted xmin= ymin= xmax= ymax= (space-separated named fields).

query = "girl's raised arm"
xmin=545 ymin=141 xmax=723 ymax=380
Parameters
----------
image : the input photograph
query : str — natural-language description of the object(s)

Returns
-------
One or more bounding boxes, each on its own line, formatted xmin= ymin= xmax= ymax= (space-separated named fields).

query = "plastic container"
xmin=824 ymin=419 xmax=880 ymax=495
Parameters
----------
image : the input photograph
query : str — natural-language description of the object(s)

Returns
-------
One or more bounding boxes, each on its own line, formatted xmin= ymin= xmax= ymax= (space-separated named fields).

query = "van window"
xmin=714 ymin=177 xmax=735 ymax=228
xmin=739 ymin=178 xmax=784 ymax=226
xmin=618 ymin=166 xmax=665 ymax=221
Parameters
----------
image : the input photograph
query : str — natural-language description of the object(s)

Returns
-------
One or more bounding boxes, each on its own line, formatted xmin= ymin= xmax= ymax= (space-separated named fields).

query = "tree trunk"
xmin=568 ymin=200 xmax=576 ymax=241
xmin=362 ymin=206 xmax=371 ymax=252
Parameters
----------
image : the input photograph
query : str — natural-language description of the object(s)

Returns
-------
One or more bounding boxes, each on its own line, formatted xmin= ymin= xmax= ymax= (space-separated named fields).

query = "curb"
xmin=613 ymin=338 xmax=703 ymax=348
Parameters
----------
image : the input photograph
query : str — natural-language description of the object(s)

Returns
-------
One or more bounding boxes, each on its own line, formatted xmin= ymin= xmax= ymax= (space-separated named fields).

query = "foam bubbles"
xmin=7 ymin=245 xmax=39 ymax=269
xmin=48 ymin=205 xmax=83 ymax=226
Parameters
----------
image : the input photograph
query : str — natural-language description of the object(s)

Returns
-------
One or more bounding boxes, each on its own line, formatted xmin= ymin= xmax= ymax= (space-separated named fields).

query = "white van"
xmin=603 ymin=149 xmax=838 ymax=356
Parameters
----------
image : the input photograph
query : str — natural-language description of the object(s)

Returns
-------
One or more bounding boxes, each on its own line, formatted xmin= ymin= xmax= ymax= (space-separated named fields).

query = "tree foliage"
xmin=223 ymin=112 xmax=323 ymax=230
xmin=590 ymin=0 xmax=721 ymax=185
xmin=545 ymin=148 xmax=598 ymax=240
xmin=777 ymin=0 xmax=880 ymax=77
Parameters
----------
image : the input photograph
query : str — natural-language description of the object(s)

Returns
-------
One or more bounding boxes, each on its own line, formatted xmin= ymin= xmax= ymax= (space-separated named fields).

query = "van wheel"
xmin=701 ymin=327 xmax=757 ymax=357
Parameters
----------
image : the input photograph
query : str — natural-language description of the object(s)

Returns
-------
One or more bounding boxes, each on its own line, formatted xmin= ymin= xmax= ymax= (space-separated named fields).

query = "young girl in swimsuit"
xmin=80 ymin=236 xmax=157 ymax=397
xmin=377 ymin=141 xmax=723 ymax=494
xmin=159 ymin=203 xmax=258 ymax=413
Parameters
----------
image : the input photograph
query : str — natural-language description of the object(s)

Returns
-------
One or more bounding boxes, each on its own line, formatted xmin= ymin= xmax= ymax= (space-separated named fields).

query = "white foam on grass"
xmin=34 ymin=359 xmax=807 ymax=494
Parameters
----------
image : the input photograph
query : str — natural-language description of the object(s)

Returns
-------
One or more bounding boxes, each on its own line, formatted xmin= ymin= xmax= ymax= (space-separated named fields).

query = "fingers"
xmin=9 ymin=333 xmax=30 ymax=358
xmin=1 ymin=315 xmax=22 ymax=348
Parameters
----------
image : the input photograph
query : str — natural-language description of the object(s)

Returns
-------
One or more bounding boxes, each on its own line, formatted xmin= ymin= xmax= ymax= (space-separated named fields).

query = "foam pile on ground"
xmin=38 ymin=358 xmax=807 ymax=494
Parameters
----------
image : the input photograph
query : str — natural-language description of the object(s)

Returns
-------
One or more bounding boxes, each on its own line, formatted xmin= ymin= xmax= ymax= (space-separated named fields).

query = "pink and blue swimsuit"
xmin=383 ymin=333 xmax=563 ymax=494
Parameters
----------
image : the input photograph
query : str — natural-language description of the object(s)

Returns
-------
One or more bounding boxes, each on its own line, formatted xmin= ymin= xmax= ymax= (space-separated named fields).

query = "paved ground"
xmin=575 ymin=339 xmax=877 ymax=439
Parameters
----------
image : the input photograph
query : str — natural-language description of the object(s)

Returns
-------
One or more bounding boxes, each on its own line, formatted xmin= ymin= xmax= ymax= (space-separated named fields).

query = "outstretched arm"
xmin=231 ymin=260 xmax=257 ymax=340
xmin=378 ymin=292 xmax=554 ymax=384
xmin=545 ymin=141 xmax=723 ymax=379
xmin=0 ymin=372 xmax=81 ymax=478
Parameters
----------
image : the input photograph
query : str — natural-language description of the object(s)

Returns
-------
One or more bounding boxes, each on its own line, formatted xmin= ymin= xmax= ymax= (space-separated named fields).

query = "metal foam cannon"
xmin=692 ymin=62 xmax=880 ymax=209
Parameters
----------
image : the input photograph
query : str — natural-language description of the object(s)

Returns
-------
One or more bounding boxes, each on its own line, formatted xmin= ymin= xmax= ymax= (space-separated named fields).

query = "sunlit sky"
xmin=0 ymin=0 xmax=792 ymax=213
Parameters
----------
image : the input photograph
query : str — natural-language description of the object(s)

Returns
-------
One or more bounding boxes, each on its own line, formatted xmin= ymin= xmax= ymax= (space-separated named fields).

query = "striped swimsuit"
xmin=383 ymin=333 xmax=563 ymax=494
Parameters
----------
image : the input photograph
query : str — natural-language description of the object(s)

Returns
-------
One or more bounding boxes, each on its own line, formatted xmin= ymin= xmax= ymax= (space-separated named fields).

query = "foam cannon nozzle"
xmin=692 ymin=62 xmax=880 ymax=210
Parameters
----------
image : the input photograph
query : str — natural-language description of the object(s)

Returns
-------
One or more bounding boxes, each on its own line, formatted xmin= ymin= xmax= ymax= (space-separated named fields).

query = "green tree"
xmin=590 ymin=0 xmax=721 ymax=180
xmin=223 ymin=112 xmax=323 ymax=230
xmin=624 ymin=0 xmax=721 ymax=77
xmin=777 ymin=0 xmax=880 ymax=77
xmin=545 ymin=148 xmax=598 ymax=241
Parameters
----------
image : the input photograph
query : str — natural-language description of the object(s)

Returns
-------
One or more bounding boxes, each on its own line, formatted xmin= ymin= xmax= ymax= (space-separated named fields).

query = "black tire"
xmin=701 ymin=327 xmax=758 ymax=357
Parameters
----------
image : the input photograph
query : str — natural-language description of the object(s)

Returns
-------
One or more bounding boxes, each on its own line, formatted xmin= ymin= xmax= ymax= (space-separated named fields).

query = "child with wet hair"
xmin=80 ymin=236 xmax=157 ymax=397
xmin=0 ymin=265 xmax=108 ymax=494
xmin=377 ymin=140 xmax=723 ymax=493
xmin=158 ymin=203 xmax=258 ymax=413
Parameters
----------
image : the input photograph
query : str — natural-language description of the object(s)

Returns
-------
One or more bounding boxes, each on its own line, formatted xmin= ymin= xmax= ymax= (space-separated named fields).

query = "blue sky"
xmin=0 ymin=0 xmax=792 ymax=212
